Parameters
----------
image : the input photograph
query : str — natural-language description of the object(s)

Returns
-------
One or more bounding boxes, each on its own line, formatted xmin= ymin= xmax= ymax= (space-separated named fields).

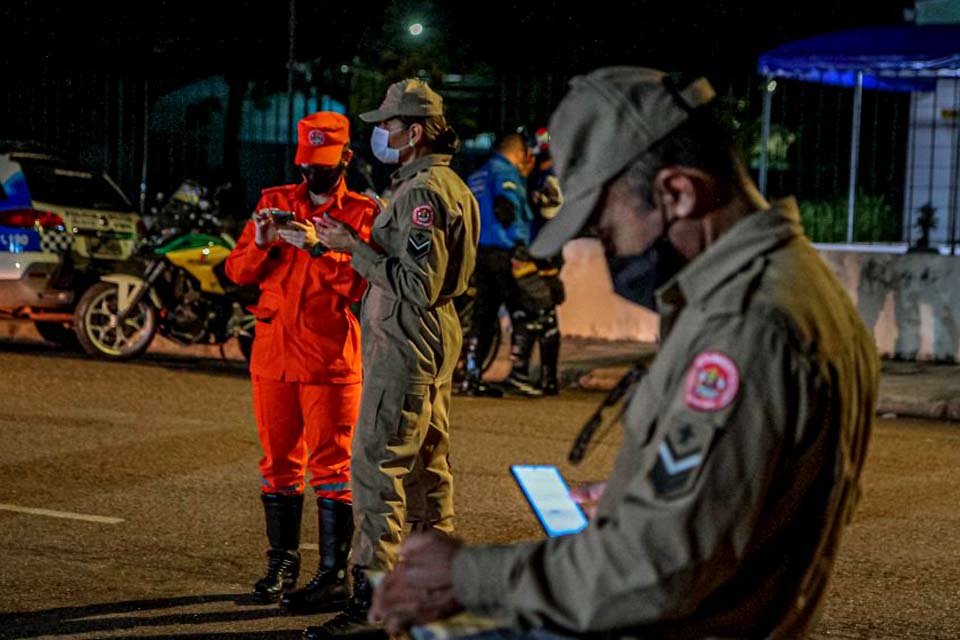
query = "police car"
xmin=0 ymin=147 xmax=143 ymax=344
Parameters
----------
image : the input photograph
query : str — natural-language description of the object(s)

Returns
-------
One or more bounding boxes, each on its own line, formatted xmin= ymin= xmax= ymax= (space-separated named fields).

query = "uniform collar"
xmin=492 ymin=152 xmax=522 ymax=176
xmin=659 ymin=197 xmax=803 ymax=309
xmin=294 ymin=178 xmax=347 ymax=216
xmin=393 ymin=153 xmax=453 ymax=182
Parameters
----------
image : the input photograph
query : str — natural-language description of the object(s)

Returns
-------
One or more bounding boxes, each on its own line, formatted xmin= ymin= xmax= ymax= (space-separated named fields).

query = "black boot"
xmin=540 ymin=363 xmax=559 ymax=396
xmin=459 ymin=335 xmax=503 ymax=397
xmin=303 ymin=565 xmax=385 ymax=639
xmin=281 ymin=498 xmax=353 ymax=613
xmin=252 ymin=493 xmax=302 ymax=604
xmin=539 ymin=310 xmax=560 ymax=396
xmin=502 ymin=311 xmax=542 ymax=397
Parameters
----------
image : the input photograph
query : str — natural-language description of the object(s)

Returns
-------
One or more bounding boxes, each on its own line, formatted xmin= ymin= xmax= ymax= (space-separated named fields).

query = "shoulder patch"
xmin=407 ymin=229 xmax=432 ymax=260
xmin=649 ymin=421 xmax=715 ymax=499
xmin=412 ymin=204 xmax=435 ymax=228
xmin=684 ymin=351 xmax=740 ymax=412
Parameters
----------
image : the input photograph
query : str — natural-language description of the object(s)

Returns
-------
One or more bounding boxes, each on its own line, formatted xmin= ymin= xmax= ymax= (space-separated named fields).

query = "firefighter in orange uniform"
xmin=225 ymin=111 xmax=378 ymax=614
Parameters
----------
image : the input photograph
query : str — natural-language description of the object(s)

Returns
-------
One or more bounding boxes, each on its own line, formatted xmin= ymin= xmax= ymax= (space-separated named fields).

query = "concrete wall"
xmin=821 ymin=249 xmax=960 ymax=362
xmin=555 ymin=238 xmax=660 ymax=342
xmin=557 ymin=240 xmax=960 ymax=363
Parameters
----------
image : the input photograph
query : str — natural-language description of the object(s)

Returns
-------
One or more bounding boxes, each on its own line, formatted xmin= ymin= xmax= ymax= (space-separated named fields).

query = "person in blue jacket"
xmin=460 ymin=132 xmax=541 ymax=397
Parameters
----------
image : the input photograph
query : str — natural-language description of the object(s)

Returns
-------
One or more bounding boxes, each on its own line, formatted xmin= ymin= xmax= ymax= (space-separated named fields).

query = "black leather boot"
xmin=302 ymin=565 xmax=385 ymax=639
xmin=539 ymin=310 xmax=560 ymax=396
xmin=252 ymin=493 xmax=302 ymax=604
xmin=281 ymin=498 xmax=353 ymax=613
xmin=459 ymin=334 xmax=503 ymax=397
xmin=503 ymin=311 xmax=542 ymax=397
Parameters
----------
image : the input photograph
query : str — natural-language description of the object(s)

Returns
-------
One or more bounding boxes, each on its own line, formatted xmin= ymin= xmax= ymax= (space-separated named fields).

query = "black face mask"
xmin=605 ymin=232 xmax=687 ymax=311
xmin=301 ymin=164 xmax=345 ymax=195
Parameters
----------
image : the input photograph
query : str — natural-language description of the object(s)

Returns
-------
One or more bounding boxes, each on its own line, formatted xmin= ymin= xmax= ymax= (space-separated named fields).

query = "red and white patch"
xmin=308 ymin=129 xmax=325 ymax=146
xmin=683 ymin=351 xmax=740 ymax=412
xmin=412 ymin=204 xmax=435 ymax=228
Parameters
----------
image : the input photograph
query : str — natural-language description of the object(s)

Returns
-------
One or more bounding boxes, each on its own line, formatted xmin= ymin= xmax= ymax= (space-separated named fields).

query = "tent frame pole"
xmin=759 ymin=76 xmax=773 ymax=196
xmin=846 ymin=71 xmax=864 ymax=244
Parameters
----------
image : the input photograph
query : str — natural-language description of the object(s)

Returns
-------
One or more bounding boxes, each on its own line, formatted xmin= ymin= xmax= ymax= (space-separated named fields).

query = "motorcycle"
xmin=73 ymin=181 xmax=258 ymax=361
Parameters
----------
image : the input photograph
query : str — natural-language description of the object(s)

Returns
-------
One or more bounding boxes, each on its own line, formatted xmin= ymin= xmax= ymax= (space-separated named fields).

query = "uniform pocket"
xmin=251 ymin=290 xmax=281 ymax=323
xmin=390 ymin=391 xmax=426 ymax=446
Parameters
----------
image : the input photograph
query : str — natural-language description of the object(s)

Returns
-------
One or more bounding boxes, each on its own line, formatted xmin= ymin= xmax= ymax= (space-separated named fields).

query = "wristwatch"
xmin=309 ymin=242 xmax=327 ymax=258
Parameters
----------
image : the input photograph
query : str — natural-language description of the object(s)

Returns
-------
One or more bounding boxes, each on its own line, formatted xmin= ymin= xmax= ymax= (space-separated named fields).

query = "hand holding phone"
xmin=268 ymin=209 xmax=296 ymax=225
xmin=511 ymin=465 xmax=588 ymax=537
xmin=253 ymin=208 xmax=281 ymax=246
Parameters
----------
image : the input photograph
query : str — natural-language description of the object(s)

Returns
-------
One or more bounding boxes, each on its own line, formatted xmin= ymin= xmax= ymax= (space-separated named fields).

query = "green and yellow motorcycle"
xmin=73 ymin=226 xmax=258 ymax=362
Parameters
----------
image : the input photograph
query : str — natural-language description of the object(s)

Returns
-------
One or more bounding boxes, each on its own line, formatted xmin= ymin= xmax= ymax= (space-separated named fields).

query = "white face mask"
xmin=371 ymin=126 xmax=401 ymax=164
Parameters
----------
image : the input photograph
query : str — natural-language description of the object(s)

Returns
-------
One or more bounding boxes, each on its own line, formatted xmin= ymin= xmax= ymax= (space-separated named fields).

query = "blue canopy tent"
xmin=756 ymin=25 xmax=960 ymax=248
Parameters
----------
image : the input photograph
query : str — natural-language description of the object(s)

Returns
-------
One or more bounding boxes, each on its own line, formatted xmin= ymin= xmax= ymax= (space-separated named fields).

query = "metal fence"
xmin=5 ymin=64 xmax=948 ymax=248
xmin=756 ymin=77 xmax=916 ymax=246
xmin=2 ymin=70 xmax=149 ymax=210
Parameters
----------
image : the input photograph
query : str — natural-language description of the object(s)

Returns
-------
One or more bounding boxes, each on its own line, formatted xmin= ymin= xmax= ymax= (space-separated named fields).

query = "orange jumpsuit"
xmin=226 ymin=180 xmax=377 ymax=501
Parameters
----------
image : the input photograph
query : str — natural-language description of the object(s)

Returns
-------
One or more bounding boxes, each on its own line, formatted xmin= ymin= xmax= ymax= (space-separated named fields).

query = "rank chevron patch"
xmin=407 ymin=231 xmax=432 ymax=260
xmin=649 ymin=421 xmax=715 ymax=499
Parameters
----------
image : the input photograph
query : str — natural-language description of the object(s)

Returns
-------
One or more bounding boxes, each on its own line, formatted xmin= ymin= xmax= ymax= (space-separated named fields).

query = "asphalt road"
xmin=0 ymin=339 xmax=958 ymax=639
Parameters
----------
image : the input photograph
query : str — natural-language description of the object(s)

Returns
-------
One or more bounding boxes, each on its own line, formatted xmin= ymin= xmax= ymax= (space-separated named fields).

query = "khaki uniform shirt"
xmin=352 ymin=154 xmax=479 ymax=385
xmin=453 ymin=199 xmax=878 ymax=639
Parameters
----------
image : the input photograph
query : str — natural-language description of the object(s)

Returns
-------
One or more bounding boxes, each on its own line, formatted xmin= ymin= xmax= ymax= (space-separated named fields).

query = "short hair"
xmin=622 ymin=101 xmax=743 ymax=208
xmin=494 ymin=132 xmax=526 ymax=155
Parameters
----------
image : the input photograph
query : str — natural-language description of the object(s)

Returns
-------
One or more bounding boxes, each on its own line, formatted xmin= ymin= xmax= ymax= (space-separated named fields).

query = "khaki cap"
xmin=359 ymin=78 xmax=444 ymax=122
xmin=530 ymin=67 xmax=716 ymax=258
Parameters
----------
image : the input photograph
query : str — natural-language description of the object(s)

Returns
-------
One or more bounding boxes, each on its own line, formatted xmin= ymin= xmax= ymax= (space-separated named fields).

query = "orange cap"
xmin=295 ymin=112 xmax=350 ymax=166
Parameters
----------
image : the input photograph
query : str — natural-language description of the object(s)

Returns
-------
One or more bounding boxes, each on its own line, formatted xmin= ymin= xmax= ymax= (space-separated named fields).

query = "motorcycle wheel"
xmin=34 ymin=321 xmax=80 ymax=349
xmin=74 ymin=281 xmax=158 ymax=360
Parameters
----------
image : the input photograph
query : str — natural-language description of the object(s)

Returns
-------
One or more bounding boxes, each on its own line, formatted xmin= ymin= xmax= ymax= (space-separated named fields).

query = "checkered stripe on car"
xmin=40 ymin=230 xmax=74 ymax=253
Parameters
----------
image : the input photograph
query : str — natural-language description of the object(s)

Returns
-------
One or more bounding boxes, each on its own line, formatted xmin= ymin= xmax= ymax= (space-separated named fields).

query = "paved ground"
xmin=0 ymin=336 xmax=958 ymax=639
xmin=4 ymin=318 xmax=960 ymax=421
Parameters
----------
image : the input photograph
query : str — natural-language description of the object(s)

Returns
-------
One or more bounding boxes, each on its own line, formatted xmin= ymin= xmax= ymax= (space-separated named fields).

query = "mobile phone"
xmin=510 ymin=464 xmax=588 ymax=537
xmin=265 ymin=209 xmax=295 ymax=224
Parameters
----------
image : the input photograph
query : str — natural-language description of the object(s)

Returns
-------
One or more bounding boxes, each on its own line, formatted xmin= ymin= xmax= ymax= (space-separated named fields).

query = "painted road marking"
xmin=0 ymin=503 xmax=124 ymax=524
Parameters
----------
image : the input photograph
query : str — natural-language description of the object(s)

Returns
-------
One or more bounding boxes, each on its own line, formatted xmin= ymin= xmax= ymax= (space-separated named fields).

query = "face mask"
xmin=605 ymin=232 xmax=687 ymax=311
xmin=371 ymin=126 xmax=401 ymax=164
xmin=301 ymin=164 xmax=344 ymax=195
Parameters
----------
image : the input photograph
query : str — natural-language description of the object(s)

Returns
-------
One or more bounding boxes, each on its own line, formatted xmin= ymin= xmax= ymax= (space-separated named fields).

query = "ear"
xmin=342 ymin=147 xmax=354 ymax=166
xmin=653 ymin=167 xmax=713 ymax=220
xmin=408 ymin=122 xmax=423 ymax=147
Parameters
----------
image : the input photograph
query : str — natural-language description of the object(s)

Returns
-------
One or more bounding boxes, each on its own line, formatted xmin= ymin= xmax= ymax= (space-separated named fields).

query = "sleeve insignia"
xmin=684 ymin=351 xmax=740 ymax=412
xmin=649 ymin=422 xmax=715 ymax=499
xmin=407 ymin=229 xmax=432 ymax=260
xmin=412 ymin=204 xmax=435 ymax=228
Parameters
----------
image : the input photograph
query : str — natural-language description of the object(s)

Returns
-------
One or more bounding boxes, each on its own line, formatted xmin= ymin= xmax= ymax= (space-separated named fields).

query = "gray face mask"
xmin=605 ymin=229 xmax=687 ymax=311
xmin=370 ymin=126 xmax=401 ymax=164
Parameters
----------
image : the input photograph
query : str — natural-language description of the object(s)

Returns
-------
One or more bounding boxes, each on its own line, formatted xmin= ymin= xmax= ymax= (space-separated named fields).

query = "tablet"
xmin=510 ymin=464 xmax=588 ymax=537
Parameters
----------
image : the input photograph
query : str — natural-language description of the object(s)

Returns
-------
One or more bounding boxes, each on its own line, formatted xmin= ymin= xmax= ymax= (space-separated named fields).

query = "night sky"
xmin=5 ymin=0 xmax=918 ymax=83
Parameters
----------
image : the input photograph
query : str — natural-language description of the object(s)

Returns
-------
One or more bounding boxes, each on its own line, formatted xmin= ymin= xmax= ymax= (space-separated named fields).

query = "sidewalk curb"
xmin=876 ymin=395 xmax=960 ymax=422
xmin=558 ymin=349 xmax=960 ymax=423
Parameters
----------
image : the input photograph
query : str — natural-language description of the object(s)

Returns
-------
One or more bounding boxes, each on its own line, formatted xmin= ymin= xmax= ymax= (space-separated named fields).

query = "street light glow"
xmin=409 ymin=22 xmax=424 ymax=36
